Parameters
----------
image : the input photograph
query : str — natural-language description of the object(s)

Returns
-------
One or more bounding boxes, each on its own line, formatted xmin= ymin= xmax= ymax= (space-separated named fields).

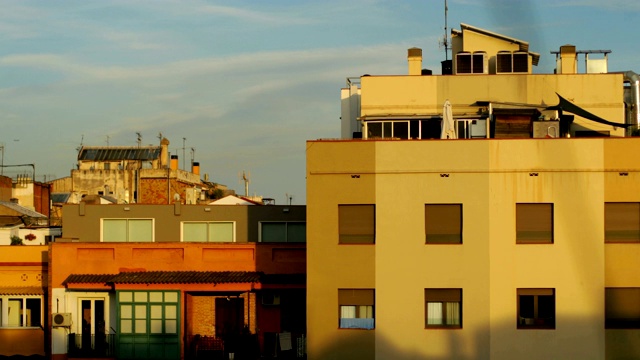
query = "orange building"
xmin=51 ymin=203 xmax=306 ymax=359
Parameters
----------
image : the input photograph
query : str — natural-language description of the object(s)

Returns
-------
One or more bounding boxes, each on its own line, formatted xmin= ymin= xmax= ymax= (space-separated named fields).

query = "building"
xmin=50 ymin=137 xmax=207 ymax=206
xmin=307 ymin=24 xmax=640 ymax=359
xmin=51 ymin=202 xmax=306 ymax=359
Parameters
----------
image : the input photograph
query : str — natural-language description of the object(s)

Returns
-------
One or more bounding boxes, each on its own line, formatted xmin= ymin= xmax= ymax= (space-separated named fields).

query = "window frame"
xmin=258 ymin=221 xmax=306 ymax=243
xmin=338 ymin=289 xmax=375 ymax=330
xmin=181 ymin=221 xmax=236 ymax=243
xmin=517 ymin=288 xmax=555 ymax=329
xmin=516 ymin=203 xmax=554 ymax=244
xmin=425 ymin=204 xmax=463 ymax=244
xmin=338 ymin=204 xmax=375 ymax=244
xmin=0 ymin=295 xmax=43 ymax=328
xmin=604 ymin=202 xmax=640 ymax=243
xmin=424 ymin=288 xmax=462 ymax=329
xmin=605 ymin=287 xmax=640 ymax=329
xmin=101 ymin=218 xmax=155 ymax=243
xmin=365 ymin=120 xmax=410 ymax=139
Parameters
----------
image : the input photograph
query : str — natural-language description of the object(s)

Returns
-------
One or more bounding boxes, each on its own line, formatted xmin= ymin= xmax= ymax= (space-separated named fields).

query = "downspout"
xmin=623 ymin=71 xmax=640 ymax=136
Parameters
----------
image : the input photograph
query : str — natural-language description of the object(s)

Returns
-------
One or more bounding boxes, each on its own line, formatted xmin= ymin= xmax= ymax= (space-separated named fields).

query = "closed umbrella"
xmin=441 ymin=100 xmax=457 ymax=139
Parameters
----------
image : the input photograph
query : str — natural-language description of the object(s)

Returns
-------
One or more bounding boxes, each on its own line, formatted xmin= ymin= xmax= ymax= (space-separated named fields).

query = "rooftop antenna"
xmin=136 ymin=132 xmax=142 ymax=147
xmin=182 ymin=137 xmax=186 ymax=170
xmin=190 ymin=147 xmax=195 ymax=167
xmin=75 ymin=134 xmax=84 ymax=152
xmin=286 ymin=193 xmax=293 ymax=206
xmin=439 ymin=0 xmax=450 ymax=61
xmin=157 ymin=132 xmax=163 ymax=142
xmin=106 ymin=135 xmax=110 ymax=146
xmin=0 ymin=143 xmax=4 ymax=176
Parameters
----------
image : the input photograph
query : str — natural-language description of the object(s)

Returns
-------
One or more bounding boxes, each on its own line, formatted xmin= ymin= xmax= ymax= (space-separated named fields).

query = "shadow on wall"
xmin=313 ymin=315 xmax=640 ymax=360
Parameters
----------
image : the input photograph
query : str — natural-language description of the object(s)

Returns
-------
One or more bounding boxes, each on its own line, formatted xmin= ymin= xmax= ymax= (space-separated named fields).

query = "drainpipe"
xmin=623 ymin=71 xmax=640 ymax=136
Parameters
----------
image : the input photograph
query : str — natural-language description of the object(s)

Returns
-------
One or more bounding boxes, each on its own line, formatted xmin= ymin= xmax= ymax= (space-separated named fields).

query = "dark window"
xmin=605 ymin=203 xmax=640 ymax=243
xmin=339 ymin=205 xmax=375 ymax=244
xmin=517 ymin=289 xmax=555 ymax=329
xmin=605 ymin=288 xmax=640 ymax=329
xmin=425 ymin=204 xmax=462 ymax=244
xmin=338 ymin=289 xmax=374 ymax=329
xmin=425 ymin=289 xmax=462 ymax=328
xmin=516 ymin=203 xmax=553 ymax=244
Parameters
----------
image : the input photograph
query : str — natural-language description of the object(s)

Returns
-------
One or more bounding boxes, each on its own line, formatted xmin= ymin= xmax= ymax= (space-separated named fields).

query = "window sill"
xmin=0 ymin=326 xmax=43 ymax=330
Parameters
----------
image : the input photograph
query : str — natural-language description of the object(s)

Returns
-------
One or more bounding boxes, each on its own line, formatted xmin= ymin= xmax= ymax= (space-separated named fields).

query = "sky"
xmin=1 ymin=0 xmax=639 ymax=205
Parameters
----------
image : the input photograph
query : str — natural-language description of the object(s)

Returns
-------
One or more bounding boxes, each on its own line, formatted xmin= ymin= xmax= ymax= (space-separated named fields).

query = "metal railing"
xmin=68 ymin=333 xmax=115 ymax=358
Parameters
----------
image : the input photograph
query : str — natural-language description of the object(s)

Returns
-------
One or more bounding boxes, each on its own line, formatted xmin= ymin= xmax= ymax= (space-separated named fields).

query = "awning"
xmin=0 ymin=286 xmax=45 ymax=295
xmin=553 ymin=93 xmax=631 ymax=128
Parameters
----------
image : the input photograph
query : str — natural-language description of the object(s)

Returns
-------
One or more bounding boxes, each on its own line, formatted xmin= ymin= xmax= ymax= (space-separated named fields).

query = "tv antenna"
xmin=105 ymin=135 xmax=110 ymax=146
xmin=157 ymin=132 xmax=163 ymax=142
xmin=136 ymin=132 xmax=142 ymax=147
xmin=182 ymin=137 xmax=186 ymax=170
xmin=190 ymin=148 xmax=195 ymax=166
xmin=438 ymin=0 xmax=450 ymax=61
xmin=75 ymin=134 xmax=84 ymax=153
xmin=285 ymin=193 xmax=293 ymax=206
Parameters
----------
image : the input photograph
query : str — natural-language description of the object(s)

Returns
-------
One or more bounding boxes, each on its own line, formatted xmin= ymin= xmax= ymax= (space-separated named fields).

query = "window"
xmin=605 ymin=288 xmax=640 ymax=328
xmin=605 ymin=203 xmax=640 ymax=243
xmin=102 ymin=219 xmax=153 ymax=242
xmin=366 ymin=121 xmax=409 ymax=139
xmin=182 ymin=222 xmax=234 ymax=242
xmin=260 ymin=222 xmax=306 ymax=243
xmin=425 ymin=289 xmax=462 ymax=328
xmin=425 ymin=204 xmax=462 ymax=244
xmin=339 ymin=205 xmax=375 ymax=244
xmin=338 ymin=289 xmax=374 ymax=329
xmin=516 ymin=203 xmax=553 ymax=244
xmin=517 ymin=288 xmax=555 ymax=329
xmin=0 ymin=296 xmax=42 ymax=328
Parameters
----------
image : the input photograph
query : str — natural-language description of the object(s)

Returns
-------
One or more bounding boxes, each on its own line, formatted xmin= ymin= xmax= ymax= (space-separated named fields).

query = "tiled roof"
xmin=64 ymin=271 xmax=263 ymax=285
xmin=0 ymin=286 xmax=45 ymax=295
xmin=0 ymin=201 xmax=47 ymax=218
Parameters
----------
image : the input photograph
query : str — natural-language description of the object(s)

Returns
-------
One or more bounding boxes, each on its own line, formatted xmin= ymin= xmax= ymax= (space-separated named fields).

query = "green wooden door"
xmin=117 ymin=291 xmax=180 ymax=360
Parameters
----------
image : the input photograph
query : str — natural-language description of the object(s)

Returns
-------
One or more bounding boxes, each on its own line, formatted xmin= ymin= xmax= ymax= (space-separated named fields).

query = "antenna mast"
xmin=444 ymin=0 xmax=449 ymax=61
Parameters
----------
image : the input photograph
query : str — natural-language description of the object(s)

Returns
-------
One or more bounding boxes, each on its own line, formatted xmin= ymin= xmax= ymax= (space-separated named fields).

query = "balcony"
xmin=68 ymin=333 xmax=115 ymax=358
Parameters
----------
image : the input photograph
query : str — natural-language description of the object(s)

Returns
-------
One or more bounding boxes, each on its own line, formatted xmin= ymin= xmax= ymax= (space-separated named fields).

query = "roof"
xmin=0 ymin=286 xmax=45 ymax=295
xmin=457 ymin=23 xmax=540 ymax=66
xmin=209 ymin=195 xmax=262 ymax=206
xmin=77 ymin=146 xmax=162 ymax=162
xmin=0 ymin=201 xmax=47 ymax=218
xmin=64 ymin=271 xmax=305 ymax=286
xmin=51 ymin=193 xmax=71 ymax=204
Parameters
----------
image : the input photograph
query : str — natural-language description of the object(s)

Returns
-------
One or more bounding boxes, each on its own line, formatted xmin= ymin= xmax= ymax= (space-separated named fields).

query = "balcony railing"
xmin=68 ymin=333 xmax=115 ymax=358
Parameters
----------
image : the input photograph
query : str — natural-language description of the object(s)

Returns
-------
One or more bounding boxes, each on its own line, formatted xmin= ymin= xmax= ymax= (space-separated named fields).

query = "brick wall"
xmin=189 ymin=295 xmax=215 ymax=336
xmin=139 ymin=179 xmax=193 ymax=204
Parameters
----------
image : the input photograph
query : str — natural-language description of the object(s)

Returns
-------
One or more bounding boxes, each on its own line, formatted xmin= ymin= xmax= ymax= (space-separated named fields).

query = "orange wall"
xmin=50 ymin=242 xmax=306 ymax=289
xmin=0 ymin=329 xmax=45 ymax=356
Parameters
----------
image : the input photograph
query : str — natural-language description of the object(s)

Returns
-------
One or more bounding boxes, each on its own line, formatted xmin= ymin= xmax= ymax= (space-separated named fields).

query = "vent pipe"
xmin=624 ymin=71 xmax=640 ymax=135
xmin=170 ymin=155 xmax=178 ymax=171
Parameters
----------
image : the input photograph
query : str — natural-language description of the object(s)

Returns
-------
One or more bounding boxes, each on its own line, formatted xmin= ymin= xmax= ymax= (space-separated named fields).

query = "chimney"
xmin=408 ymin=48 xmax=423 ymax=76
xmin=160 ymin=138 xmax=170 ymax=168
xmin=559 ymin=45 xmax=577 ymax=74
xmin=192 ymin=161 xmax=200 ymax=176
xmin=170 ymin=155 xmax=178 ymax=171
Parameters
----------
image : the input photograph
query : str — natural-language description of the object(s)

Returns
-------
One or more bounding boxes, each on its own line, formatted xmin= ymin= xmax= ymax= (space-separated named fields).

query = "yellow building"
xmin=307 ymin=24 xmax=640 ymax=360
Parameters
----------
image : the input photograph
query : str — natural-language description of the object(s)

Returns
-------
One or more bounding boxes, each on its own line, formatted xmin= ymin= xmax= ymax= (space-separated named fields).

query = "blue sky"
xmin=1 ymin=0 xmax=639 ymax=204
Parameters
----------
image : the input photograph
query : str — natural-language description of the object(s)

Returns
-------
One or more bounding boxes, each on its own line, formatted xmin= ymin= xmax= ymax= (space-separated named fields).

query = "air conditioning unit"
xmin=52 ymin=313 xmax=72 ymax=327
xmin=261 ymin=294 xmax=281 ymax=306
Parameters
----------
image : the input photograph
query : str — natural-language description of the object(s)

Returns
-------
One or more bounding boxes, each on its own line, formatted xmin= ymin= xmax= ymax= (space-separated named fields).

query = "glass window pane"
xmin=129 ymin=219 xmax=153 ymax=242
xmin=135 ymin=305 xmax=147 ymax=319
xmin=393 ymin=122 xmax=409 ymax=139
xmin=427 ymin=302 xmax=444 ymax=325
xmin=340 ymin=306 xmax=356 ymax=319
xmin=150 ymin=305 xmax=162 ymax=319
xmin=26 ymin=298 xmax=41 ymax=327
xmin=165 ymin=319 xmax=177 ymax=334
xmin=262 ymin=223 xmax=286 ymax=242
xmin=164 ymin=292 xmax=178 ymax=303
xmin=383 ymin=122 xmax=392 ymax=138
xmin=119 ymin=292 xmax=132 ymax=302
xmin=134 ymin=292 xmax=148 ymax=303
xmin=367 ymin=122 xmax=382 ymax=138
xmin=446 ymin=302 xmax=460 ymax=325
xmin=287 ymin=223 xmax=306 ymax=243
xmin=103 ymin=219 xmax=127 ymax=242
xmin=165 ymin=305 xmax=177 ymax=319
xmin=121 ymin=305 xmax=132 ymax=319
xmin=135 ymin=319 xmax=146 ymax=334
xmin=121 ymin=319 xmax=132 ymax=333
xmin=149 ymin=292 xmax=163 ymax=302
xmin=8 ymin=299 xmax=23 ymax=326
xmin=209 ymin=222 xmax=233 ymax=242
xmin=183 ymin=223 xmax=207 ymax=242
xmin=150 ymin=319 xmax=163 ymax=334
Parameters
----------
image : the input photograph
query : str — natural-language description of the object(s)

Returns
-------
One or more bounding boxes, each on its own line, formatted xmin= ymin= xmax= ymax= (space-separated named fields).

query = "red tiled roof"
xmin=0 ymin=286 xmax=45 ymax=295
xmin=64 ymin=271 xmax=263 ymax=285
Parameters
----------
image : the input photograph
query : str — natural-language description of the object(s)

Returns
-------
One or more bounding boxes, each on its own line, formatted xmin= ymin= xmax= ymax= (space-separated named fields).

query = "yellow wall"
xmin=307 ymin=138 xmax=640 ymax=360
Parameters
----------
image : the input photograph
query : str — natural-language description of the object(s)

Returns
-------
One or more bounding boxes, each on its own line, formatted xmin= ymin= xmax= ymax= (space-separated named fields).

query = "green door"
xmin=117 ymin=291 xmax=180 ymax=360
